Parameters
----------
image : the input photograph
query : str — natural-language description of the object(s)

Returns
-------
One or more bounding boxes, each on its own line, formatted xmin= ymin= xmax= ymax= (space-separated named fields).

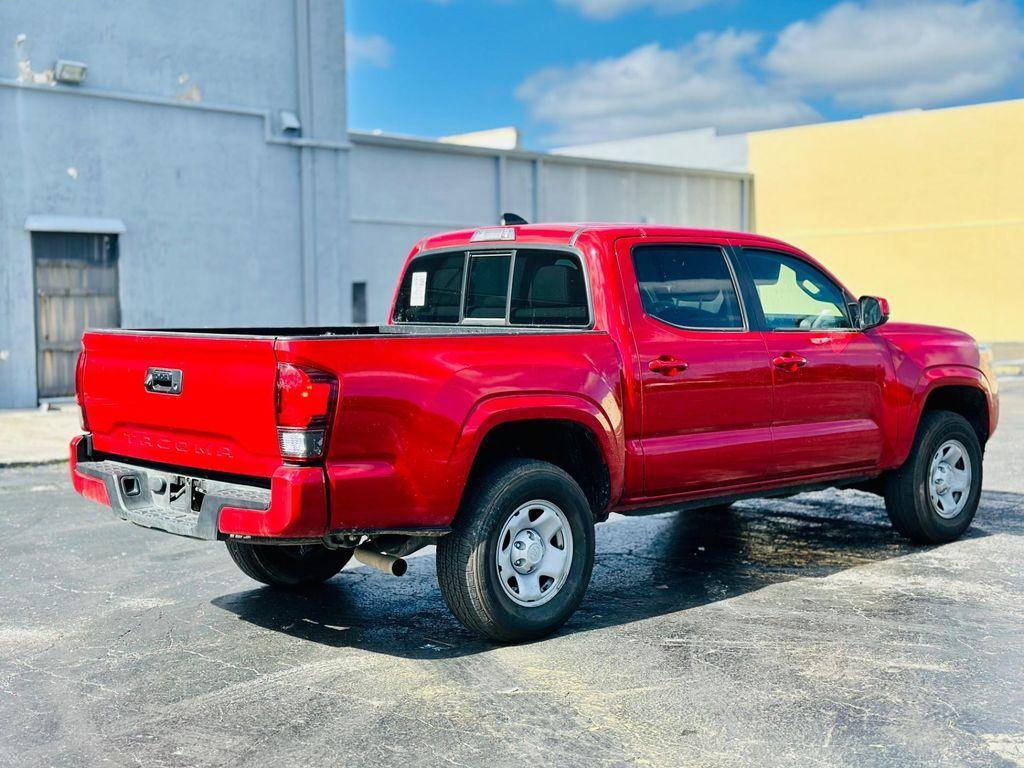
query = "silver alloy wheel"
xmin=495 ymin=499 xmax=573 ymax=607
xmin=928 ymin=439 xmax=973 ymax=519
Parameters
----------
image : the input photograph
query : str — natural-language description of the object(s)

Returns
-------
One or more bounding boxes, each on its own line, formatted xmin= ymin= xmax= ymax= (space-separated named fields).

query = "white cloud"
xmin=519 ymin=0 xmax=1024 ymax=144
xmin=516 ymin=31 xmax=818 ymax=144
xmin=346 ymin=33 xmax=394 ymax=69
xmin=764 ymin=0 xmax=1024 ymax=108
xmin=556 ymin=0 xmax=716 ymax=20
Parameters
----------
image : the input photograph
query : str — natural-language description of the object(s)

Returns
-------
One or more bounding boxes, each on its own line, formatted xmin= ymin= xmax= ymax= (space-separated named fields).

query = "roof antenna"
xmin=500 ymin=212 xmax=528 ymax=226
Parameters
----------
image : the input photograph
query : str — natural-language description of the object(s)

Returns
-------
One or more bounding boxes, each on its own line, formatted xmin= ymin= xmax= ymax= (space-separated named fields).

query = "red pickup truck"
xmin=71 ymin=223 xmax=998 ymax=642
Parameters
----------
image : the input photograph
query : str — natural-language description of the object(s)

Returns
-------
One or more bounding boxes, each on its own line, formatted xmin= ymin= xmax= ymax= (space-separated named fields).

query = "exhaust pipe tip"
xmin=353 ymin=546 xmax=408 ymax=577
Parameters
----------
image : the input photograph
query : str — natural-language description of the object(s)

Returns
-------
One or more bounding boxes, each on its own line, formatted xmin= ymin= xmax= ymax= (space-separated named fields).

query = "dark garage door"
xmin=33 ymin=232 xmax=121 ymax=399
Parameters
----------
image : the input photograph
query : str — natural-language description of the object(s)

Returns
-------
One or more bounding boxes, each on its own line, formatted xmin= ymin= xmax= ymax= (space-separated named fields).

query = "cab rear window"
xmin=465 ymin=254 xmax=511 ymax=320
xmin=392 ymin=253 xmax=464 ymax=324
xmin=392 ymin=249 xmax=589 ymax=327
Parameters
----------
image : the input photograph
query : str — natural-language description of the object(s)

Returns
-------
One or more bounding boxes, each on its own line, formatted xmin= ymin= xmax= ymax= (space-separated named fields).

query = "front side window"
xmin=632 ymin=245 xmax=744 ymax=330
xmin=744 ymin=249 xmax=852 ymax=330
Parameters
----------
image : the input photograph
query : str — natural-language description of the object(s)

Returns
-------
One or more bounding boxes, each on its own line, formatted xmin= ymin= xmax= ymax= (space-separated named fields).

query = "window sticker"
xmin=410 ymin=271 xmax=427 ymax=307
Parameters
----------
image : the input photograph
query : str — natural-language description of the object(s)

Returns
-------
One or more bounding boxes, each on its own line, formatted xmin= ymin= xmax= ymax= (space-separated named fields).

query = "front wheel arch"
xmin=918 ymin=384 xmax=990 ymax=448
xmin=898 ymin=369 xmax=993 ymax=467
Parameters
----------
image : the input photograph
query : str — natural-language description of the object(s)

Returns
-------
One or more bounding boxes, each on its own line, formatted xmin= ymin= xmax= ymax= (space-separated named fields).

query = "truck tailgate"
xmin=81 ymin=331 xmax=282 ymax=478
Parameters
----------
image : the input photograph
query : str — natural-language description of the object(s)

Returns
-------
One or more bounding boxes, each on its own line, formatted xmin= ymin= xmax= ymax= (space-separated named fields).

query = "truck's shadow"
xmin=211 ymin=490 xmax=1024 ymax=659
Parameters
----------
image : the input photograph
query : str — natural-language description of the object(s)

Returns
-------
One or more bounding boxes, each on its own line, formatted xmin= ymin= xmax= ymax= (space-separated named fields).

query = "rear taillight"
xmin=275 ymin=362 xmax=338 ymax=461
xmin=75 ymin=349 xmax=90 ymax=431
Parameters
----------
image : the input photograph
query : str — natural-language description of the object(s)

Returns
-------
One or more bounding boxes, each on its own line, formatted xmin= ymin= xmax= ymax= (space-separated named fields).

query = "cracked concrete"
xmin=0 ymin=380 xmax=1022 ymax=767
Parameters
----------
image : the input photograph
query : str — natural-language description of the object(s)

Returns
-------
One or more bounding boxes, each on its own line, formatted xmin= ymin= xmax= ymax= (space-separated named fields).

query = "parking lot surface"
xmin=2 ymin=380 xmax=1022 ymax=768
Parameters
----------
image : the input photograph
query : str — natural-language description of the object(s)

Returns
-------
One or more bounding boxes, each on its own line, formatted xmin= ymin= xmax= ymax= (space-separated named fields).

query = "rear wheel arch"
xmin=457 ymin=412 xmax=616 ymax=522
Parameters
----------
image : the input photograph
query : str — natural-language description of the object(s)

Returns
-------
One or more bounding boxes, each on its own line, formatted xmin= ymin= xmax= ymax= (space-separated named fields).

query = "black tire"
xmin=436 ymin=459 xmax=595 ymax=643
xmin=225 ymin=541 xmax=352 ymax=587
xmin=884 ymin=410 xmax=983 ymax=544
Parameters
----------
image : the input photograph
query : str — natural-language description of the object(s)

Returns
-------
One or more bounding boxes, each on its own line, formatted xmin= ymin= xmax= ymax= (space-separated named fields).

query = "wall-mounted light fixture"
xmin=54 ymin=59 xmax=87 ymax=84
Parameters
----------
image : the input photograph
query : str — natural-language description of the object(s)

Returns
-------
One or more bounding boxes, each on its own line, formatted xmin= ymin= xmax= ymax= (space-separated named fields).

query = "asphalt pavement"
xmin=1 ymin=380 xmax=1022 ymax=768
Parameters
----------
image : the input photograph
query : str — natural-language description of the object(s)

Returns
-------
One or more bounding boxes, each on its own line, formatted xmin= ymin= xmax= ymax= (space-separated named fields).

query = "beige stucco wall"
xmin=748 ymin=100 xmax=1024 ymax=342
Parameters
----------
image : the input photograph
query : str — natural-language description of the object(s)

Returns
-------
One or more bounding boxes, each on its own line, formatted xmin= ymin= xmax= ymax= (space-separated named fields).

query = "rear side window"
xmin=632 ymin=245 xmax=743 ymax=330
xmin=392 ymin=252 xmax=464 ymax=323
xmin=510 ymin=252 xmax=588 ymax=326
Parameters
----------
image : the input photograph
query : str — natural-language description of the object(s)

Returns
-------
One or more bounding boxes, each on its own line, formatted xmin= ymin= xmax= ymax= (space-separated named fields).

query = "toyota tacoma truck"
xmin=70 ymin=222 xmax=999 ymax=642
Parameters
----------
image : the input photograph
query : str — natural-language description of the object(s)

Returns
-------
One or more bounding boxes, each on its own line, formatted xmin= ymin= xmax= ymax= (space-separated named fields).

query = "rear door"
xmin=81 ymin=331 xmax=282 ymax=478
xmin=736 ymin=246 xmax=890 ymax=478
xmin=616 ymin=237 xmax=773 ymax=497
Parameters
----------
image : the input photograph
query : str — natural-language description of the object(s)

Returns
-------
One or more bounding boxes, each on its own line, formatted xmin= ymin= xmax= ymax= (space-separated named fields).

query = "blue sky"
xmin=346 ymin=0 xmax=1024 ymax=148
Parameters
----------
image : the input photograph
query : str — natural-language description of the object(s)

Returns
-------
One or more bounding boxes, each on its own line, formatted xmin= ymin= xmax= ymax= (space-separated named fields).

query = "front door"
xmin=738 ymin=246 xmax=890 ymax=478
xmin=617 ymin=238 xmax=773 ymax=498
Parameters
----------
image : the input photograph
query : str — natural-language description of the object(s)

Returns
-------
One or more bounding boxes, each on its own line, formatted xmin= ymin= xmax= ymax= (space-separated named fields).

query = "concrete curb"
xmin=0 ymin=458 xmax=69 ymax=470
xmin=995 ymin=362 xmax=1024 ymax=377
xmin=0 ymin=406 xmax=80 ymax=469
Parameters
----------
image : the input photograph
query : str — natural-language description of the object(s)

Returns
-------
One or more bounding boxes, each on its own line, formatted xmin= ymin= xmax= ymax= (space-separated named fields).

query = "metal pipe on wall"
xmin=295 ymin=0 xmax=317 ymax=324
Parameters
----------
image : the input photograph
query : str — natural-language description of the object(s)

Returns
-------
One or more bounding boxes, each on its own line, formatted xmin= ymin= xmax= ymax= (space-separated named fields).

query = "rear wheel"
xmin=436 ymin=459 xmax=595 ymax=643
xmin=225 ymin=541 xmax=352 ymax=587
xmin=884 ymin=410 xmax=982 ymax=544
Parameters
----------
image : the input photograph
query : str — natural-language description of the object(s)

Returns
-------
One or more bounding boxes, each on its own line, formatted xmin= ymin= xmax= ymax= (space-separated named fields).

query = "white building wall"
xmin=348 ymin=132 xmax=753 ymax=323
xmin=554 ymin=127 xmax=749 ymax=173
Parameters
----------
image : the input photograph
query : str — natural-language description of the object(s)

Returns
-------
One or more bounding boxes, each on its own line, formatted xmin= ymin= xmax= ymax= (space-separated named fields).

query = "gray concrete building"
xmin=1 ymin=0 xmax=751 ymax=409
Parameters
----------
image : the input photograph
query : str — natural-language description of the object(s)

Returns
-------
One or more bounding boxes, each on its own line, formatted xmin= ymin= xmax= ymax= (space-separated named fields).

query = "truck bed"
xmin=78 ymin=324 xmax=620 ymax=534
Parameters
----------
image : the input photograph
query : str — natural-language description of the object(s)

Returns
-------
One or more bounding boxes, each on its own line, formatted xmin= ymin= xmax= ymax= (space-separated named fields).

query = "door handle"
xmin=648 ymin=356 xmax=688 ymax=375
xmin=772 ymin=353 xmax=808 ymax=372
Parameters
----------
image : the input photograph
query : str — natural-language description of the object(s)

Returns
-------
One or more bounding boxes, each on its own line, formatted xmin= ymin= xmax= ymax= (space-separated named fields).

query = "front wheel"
xmin=884 ymin=410 xmax=983 ymax=544
xmin=436 ymin=459 xmax=595 ymax=643
xmin=225 ymin=541 xmax=352 ymax=587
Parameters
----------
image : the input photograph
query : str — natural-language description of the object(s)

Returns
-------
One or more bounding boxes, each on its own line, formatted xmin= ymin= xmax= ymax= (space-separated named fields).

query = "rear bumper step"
xmin=70 ymin=435 xmax=328 ymax=540
xmin=74 ymin=457 xmax=270 ymax=540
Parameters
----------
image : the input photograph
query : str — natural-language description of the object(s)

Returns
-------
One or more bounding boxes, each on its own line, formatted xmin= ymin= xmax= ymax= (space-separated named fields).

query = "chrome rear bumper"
xmin=74 ymin=452 xmax=270 ymax=540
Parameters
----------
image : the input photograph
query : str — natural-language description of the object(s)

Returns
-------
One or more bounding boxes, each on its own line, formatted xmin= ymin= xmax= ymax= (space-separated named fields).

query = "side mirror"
xmin=859 ymin=295 xmax=890 ymax=330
